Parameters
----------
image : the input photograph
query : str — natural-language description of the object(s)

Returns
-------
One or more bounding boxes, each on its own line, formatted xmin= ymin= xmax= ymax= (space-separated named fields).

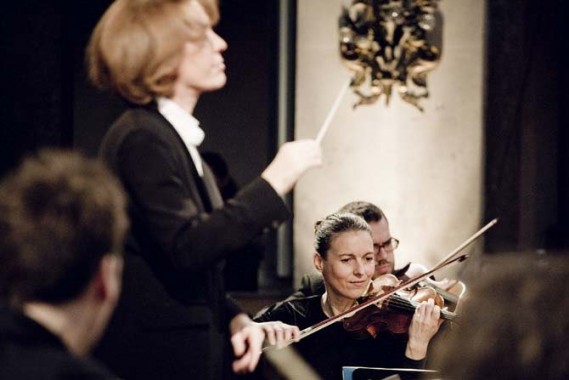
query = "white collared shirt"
xmin=156 ymin=97 xmax=206 ymax=176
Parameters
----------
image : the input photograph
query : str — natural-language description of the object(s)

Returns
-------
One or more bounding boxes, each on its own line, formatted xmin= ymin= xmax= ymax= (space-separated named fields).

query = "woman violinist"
xmin=255 ymin=212 xmax=441 ymax=380
xmin=261 ymin=201 xmax=446 ymax=305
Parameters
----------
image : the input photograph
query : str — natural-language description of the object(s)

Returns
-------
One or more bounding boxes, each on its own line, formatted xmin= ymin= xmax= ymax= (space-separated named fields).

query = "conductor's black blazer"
xmin=94 ymin=106 xmax=289 ymax=380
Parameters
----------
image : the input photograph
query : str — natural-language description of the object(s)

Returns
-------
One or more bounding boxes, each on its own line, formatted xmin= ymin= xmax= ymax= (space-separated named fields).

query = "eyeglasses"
xmin=375 ymin=237 xmax=399 ymax=253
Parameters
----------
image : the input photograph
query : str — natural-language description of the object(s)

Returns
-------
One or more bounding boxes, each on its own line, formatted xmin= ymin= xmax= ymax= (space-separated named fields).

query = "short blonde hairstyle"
xmin=87 ymin=0 xmax=219 ymax=105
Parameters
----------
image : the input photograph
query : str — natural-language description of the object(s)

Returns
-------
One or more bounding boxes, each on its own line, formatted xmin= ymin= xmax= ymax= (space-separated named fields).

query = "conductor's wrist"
xmin=261 ymin=168 xmax=294 ymax=196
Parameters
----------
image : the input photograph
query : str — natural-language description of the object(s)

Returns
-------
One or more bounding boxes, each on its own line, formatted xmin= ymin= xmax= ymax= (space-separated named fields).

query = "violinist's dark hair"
xmin=314 ymin=212 xmax=371 ymax=258
xmin=338 ymin=201 xmax=386 ymax=224
xmin=0 ymin=149 xmax=128 ymax=307
xmin=432 ymin=254 xmax=569 ymax=380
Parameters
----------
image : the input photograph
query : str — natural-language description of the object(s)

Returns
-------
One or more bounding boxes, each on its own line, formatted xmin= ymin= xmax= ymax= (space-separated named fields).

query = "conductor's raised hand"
xmin=261 ymin=139 xmax=322 ymax=196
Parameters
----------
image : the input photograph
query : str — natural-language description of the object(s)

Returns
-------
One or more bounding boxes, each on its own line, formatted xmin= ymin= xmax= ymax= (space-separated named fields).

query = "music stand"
xmin=342 ymin=366 xmax=440 ymax=380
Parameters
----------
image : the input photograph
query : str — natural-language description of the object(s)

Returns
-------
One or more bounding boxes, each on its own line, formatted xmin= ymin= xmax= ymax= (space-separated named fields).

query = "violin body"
xmin=343 ymin=273 xmax=458 ymax=339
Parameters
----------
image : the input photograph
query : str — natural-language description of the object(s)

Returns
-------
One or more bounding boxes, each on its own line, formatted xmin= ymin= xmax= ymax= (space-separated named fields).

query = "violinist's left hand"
xmin=405 ymin=298 xmax=441 ymax=360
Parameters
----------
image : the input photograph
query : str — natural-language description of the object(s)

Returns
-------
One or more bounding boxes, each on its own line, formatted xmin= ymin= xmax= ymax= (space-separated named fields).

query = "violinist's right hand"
xmin=256 ymin=321 xmax=301 ymax=348
xmin=262 ymin=140 xmax=322 ymax=196
xmin=405 ymin=298 xmax=441 ymax=360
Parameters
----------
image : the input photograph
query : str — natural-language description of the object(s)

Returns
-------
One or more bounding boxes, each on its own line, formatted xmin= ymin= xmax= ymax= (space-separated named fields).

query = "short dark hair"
xmin=338 ymin=201 xmax=386 ymax=224
xmin=314 ymin=212 xmax=371 ymax=258
xmin=0 ymin=150 xmax=128 ymax=306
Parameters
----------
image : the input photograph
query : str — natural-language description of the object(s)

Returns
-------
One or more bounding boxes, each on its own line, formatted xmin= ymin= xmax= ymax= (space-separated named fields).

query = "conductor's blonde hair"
xmin=87 ymin=0 xmax=219 ymax=104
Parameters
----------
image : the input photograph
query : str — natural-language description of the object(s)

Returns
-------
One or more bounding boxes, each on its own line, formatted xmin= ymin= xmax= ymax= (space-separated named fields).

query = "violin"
xmin=342 ymin=274 xmax=458 ymax=339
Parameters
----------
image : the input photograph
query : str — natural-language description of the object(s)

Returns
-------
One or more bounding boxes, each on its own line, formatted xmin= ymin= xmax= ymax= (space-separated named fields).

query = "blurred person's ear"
xmin=80 ymin=254 xmax=124 ymax=355
xmin=94 ymin=254 xmax=124 ymax=304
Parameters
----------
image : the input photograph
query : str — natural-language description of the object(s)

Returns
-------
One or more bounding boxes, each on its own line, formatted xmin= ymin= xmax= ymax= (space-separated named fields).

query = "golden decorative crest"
xmin=339 ymin=0 xmax=443 ymax=111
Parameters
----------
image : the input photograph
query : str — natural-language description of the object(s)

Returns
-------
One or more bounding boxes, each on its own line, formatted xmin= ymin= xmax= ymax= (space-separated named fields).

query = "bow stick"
xmin=425 ymin=218 xmax=498 ymax=272
xmin=263 ymin=218 xmax=498 ymax=351
xmin=315 ymin=80 xmax=351 ymax=144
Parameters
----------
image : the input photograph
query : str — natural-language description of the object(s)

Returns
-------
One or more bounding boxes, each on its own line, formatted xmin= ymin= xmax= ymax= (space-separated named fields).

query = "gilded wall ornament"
xmin=339 ymin=0 xmax=443 ymax=111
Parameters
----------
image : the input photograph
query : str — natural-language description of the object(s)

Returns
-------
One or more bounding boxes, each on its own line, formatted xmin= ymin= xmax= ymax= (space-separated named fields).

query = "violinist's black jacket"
xmin=255 ymin=295 xmax=425 ymax=380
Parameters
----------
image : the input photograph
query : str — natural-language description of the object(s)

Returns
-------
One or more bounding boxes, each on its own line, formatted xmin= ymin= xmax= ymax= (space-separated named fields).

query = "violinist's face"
xmin=369 ymin=219 xmax=395 ymax=277
xmin=315 ymin=230 xmax=375 ymax=302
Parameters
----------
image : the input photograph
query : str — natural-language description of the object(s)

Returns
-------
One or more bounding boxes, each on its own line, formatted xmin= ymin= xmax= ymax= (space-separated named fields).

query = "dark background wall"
xmin=0 ymin=1 xmax=74 ymax=175
xmin=0 ymin=0 xmax=567 ymax=277
xmin=483 ymin=0 xmax=569 ymax=254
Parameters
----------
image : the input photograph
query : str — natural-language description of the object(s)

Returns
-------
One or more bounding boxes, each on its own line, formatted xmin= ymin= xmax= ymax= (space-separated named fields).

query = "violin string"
xmin=382 ymin=295 xmax=456 ymax=320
